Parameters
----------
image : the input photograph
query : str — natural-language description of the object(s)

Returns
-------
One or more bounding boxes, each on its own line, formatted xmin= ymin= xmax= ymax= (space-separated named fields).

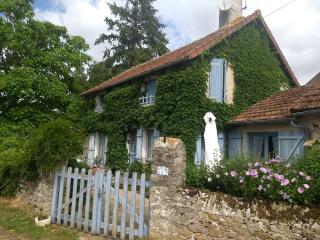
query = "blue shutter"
xmin=194 ymin=134 xmax=202 ymax=165
xmin=279 ymin=130 xmax=305 ymax=160
xmin=218 ymin=131 xmax=225 ymax=157
xmin=154 ymin=129 xmax=160 ymax=141
xmin=228 ymin=131 xmax=242 ymax=158
xmin=87 ymin=134 xmax=95 ymax=166
xmin=209 ymin=58 xmax=225 ymax=102
xmin=146 ymin=80 xmax=156 ymax=97
xmin=102 ymin=134 xmax=108 ymax=165
xmin=135 ymin=128 xmax=143 ymax=160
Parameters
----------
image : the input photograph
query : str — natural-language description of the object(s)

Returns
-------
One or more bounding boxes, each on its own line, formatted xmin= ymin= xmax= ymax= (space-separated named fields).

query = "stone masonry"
xmin=17 ymin=174 xmax=54 ymax=215
xmin=149 ymin=137 xmax=320 ymax=240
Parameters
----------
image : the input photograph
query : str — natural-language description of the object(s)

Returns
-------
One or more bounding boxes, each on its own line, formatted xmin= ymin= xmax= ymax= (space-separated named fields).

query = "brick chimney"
xmin=219 ymin=0 xmax=243 ymax=28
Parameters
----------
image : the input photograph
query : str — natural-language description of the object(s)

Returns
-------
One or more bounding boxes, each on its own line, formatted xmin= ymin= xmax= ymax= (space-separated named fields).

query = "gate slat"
xmin=50 ymin=170 xmax=59 ymax=223
xmin=77 ymin=168 xmax=86 ymax=230
xmin=112 ymin=171 xmax=121 ymax=238
xmin=70 ymin=168 xmax=79 ymax=228
xmin=57 ymin=167 xmax=66 ymax=224
xmin=64 ymin=167 xmax=72 ymax=226
xmin=120 ymin=172 xmax=129 ymax=239
xmin=138 ymin=173 xmax=146 ymax=237
xmin=91 ymin=169 xmax=100 ymax=234
xmin=103 ymin=170 xmax=112 ymax=236
xmin=129 ymin=172 xmax=137 ymax=240
xmin=84 ymin=169 xmax=93 ymax=232
xmin=96 ymin=170 xmax=104 ymax=234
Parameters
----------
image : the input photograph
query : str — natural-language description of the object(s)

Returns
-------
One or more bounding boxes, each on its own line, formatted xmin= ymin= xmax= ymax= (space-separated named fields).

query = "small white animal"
xmin=35 ymin=216 xmax=51 ymax=227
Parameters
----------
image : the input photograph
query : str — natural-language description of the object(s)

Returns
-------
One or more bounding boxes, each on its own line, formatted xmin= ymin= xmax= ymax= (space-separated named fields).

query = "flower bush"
xmin=187 ymin=145 xmax=320 ymax=205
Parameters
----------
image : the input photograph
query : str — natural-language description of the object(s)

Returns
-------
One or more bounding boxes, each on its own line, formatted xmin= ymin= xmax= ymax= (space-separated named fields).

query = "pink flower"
xmin=249 ymin=169 xmax=258 ymax=177
xmin=258 ymin=185 xmax=263 ymax=191
xmin=299 ymin=172 xmax=305 ymax=177
xmin=274 ymin=173 xmax=284 ymax=181
xmin=303 ymin=184 xmax=310 ymax=189
xmin=255 ymin=162 xmax=260 ymax=167
xmin=281 ymin=179 xmax=290 ymax=186
xmin=259 ymin=167 xmax=268 ymax=174
xmin=230 ymin=171 xmax=237 ymax=177
xmin=305 ymin=175 xmax=311 ymax=181
xmin=297 ymin=187 xmax=305 ymax=194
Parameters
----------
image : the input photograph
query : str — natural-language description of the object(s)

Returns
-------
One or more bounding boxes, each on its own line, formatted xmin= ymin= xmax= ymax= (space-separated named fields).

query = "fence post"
xmin=149 ymin=137 xmax=186 ymax=239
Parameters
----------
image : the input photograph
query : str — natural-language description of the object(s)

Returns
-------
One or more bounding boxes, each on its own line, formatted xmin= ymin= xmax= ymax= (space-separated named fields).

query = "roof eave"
xmin=228 ymin=118 xmax=293 ymax=125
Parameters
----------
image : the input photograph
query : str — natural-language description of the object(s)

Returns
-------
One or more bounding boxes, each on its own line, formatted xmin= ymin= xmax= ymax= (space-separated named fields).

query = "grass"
xmin=0 ymin=198 xmax=79 ymax=240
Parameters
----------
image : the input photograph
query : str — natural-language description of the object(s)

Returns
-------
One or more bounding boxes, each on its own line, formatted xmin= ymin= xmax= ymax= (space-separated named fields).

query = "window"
xmin=249 ymin=132 xmax=278 ymax=159
xmin=139 ymin=80 xmax=156 ymax=106
xmin=127 ymin=127 xmax=160 ymax=162
xmin=95 ymin=95 xmax=104 ymax=113
xmin=209 ymin=58 xmax=227 ymax=102
xmin=194 ymin=132 xmax=225 ymax=165
xmin=87 ymin=132 xmax=108 ymax=166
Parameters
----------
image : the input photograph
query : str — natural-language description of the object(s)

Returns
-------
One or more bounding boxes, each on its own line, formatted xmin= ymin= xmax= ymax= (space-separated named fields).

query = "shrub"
xmin=207 ymin=154 xmax=317 ymax=204
xmin=128 ymin=161 xmax=152 ymax=177
xmin=25 ymin=119 xmax=84 ymax=176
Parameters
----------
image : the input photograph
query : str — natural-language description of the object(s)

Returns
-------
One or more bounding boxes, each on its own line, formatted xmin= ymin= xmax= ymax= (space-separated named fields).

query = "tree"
xmin=0 ymin=0 xmax=91 ymax=194
xmin=92 ymin=0 xmax=169 ymax=85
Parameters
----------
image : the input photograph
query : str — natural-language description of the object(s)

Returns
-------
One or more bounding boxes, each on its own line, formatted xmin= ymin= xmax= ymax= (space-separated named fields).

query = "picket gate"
xmin=50 ymin=167 xmax=150 ymax=239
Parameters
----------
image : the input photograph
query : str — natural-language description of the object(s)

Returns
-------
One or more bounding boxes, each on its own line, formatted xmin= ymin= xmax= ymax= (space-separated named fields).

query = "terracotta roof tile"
xmin=82 ymin=10 xmax=298 ymax=96
xmin=230 ymin=86 xmax=314 ymax=123
xmin=290 ymin=84 xmax=320 ymax=113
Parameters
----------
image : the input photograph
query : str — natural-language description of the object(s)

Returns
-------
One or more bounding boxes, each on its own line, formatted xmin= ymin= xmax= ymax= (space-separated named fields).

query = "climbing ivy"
xmin=85 ymin=20 xmax=292 ymax=172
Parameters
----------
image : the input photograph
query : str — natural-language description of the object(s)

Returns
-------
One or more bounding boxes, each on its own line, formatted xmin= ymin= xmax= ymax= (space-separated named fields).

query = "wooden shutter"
xmin=209 ymin=58 xmax=225 ymax=102
xmin=194 ymin=134 xmax=202 ymax=165
xmin=135 ymin=128 xmax=143 ymax=160
xmin=228 ymin=131 xmax=242 ymax=158
xmin=102 ymin=134 xmax=108 ymax=165
xmin=218 ymin=131 xmax=225 ymax=157
xmin=87 ymin=134 xmax=95 ymax=166
xmin=154 ymin=129 xmax=160 ymax=141
xmin=278 ymin=130 xmax=305 ymax=159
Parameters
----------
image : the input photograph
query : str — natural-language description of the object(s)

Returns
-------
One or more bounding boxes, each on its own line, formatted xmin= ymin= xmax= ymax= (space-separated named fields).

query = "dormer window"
xmin=95 ymin=95 xmax=104 ymax=113
xmin=209 ymin=58 xmax=227 ymax=103
xmin=139 ymin=80 xmax=156 ymax=106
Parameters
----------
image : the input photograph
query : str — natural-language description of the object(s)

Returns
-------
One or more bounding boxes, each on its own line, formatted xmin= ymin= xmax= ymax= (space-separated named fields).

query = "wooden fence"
xmin=50 ymin=167 xmax=150 ymax=239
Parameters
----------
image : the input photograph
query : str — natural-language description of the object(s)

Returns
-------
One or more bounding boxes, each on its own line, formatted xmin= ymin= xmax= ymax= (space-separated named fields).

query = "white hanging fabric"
xmin=203 ymin=112 xmax=222 ymax=169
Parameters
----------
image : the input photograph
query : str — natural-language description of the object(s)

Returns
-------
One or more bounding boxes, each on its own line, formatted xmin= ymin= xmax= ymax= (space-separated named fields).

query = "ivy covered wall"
xmin=84 ymin=20 xmax=292 ymax=175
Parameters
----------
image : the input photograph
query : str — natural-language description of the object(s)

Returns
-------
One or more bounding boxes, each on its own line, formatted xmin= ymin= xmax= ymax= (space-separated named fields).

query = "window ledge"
xmin=139 ymin=96 xmax=155 ymax=106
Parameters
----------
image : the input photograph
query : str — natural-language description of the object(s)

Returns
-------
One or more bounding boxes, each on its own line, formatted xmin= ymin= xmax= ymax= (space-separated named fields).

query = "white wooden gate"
xmin=50 ymin=167 xmax=150 ymax=239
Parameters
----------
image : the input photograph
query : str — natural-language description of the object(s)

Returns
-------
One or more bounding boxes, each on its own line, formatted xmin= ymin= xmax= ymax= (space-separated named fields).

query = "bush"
xmin=207 ymin=154 xmax=317 ymax=204
xmin=186 ymin=149 xmax=320 ymax=205
xmin=128 ymin=161 xmax=151 ymax=177
xmin=25 ymin=119 xmax=84 ymax=176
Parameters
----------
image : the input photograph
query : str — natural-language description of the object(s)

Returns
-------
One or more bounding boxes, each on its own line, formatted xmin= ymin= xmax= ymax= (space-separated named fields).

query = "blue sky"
xmin=33 ymin=0 xmax=320 ymax=84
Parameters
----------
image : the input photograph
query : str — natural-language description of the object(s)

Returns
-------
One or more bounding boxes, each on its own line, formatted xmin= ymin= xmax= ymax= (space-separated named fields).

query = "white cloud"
xmin=35 ymin=0 xmax=320 ymax=85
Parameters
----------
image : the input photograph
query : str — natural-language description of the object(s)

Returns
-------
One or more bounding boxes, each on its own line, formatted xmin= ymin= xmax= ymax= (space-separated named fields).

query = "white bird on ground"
xmin=35 ymin=216 xmax=51 ymax=227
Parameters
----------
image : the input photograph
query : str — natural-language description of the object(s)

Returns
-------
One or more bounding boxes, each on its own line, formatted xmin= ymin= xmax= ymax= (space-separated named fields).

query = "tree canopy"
xmin=0 ymin=0 xmax=90 ymax=194
xmin=89 ymin=0 xmax=169 ymax=86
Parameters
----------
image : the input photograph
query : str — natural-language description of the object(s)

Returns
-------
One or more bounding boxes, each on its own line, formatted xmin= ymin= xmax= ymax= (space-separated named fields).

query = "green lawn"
xmin=0 ymin=198 xmax=79 ymax=240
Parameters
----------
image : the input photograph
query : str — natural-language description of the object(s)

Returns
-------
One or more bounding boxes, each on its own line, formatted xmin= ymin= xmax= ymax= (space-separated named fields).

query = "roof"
xmin=230 ymin=82 xmax=320 ymax=124
xmin=306 ymin=72 xmax=320 ymax=86
xmin=82 ymin=10 xmax=299 ymax=96
xmin=290 ymin=84 xmax=320 ymax=113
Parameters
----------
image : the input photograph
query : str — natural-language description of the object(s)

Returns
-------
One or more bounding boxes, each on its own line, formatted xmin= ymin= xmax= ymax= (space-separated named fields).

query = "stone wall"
xmin=149 ymin=137 xmax=320 ymax=240
xmin=17 ymin=175 xmax=54 ymax=215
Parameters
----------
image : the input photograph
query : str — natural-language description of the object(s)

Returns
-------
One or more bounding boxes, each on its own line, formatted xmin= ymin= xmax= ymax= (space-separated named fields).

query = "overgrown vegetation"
xmin=0 ymin=0 xmax=89 ymax=196
xmin=187 ymin=145 xmax=320 ymax=204
xmin=85 ymin=20 xmax=292 ymax=173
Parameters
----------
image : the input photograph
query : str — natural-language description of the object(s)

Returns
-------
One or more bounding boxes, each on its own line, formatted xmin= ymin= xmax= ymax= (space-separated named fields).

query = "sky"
xmin=33 ymin=0 xmax=320 ymax=85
